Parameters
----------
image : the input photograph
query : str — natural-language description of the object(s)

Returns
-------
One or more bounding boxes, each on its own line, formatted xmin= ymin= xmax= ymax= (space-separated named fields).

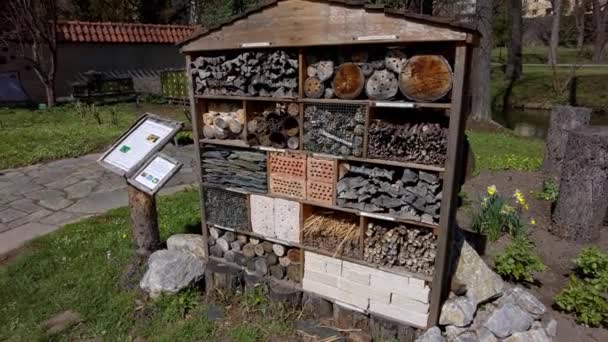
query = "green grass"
xmin=0 ymin=103 xmax=189 ymax=170
xmin=0 ymin=189 xmax=296 ymax=341
xmin=468 ymin=130 xmax=544 ymax=173
xmin=492 ymin=46 xmax=597 ymax=65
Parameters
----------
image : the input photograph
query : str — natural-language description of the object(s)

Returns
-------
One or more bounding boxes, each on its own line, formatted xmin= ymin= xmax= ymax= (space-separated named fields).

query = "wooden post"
xmin=128 ymin=184 xmax=160 ymax=256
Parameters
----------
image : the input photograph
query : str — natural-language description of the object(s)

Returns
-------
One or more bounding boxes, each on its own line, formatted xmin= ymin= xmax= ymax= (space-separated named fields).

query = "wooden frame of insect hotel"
xmin=179 ymin=0 xmax=479 ymax=330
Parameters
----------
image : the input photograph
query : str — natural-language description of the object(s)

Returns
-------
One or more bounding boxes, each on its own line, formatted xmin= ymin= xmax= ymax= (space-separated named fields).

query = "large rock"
xmin=415 ymin=327 xmax=445 ymax=342
xmin=140 ymin=250 xmax=205 ymax=298
xmin=440 ymin=296 xmax=476 ymax=327
xmin=453 ymin=240 xmax=504 ymax=307
xmin=453 ymin=332 xmax=478 ymax=342
xmin=499 ymin=286 xmax=546 ymax=317
xmin=502 ymin=329 xmax=552 ymax=342
xmin=477 ymin=327 xmax=498 ymax=342
xmin=167 ymin=234 xmax=206 ymax=259
xmin=483 ymin=303 xmax=534 ymax=339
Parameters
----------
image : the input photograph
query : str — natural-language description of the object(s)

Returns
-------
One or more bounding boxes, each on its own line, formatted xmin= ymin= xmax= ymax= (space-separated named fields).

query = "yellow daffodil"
xmin=530 ymin=218 xmax=536 ymax=225
xmin=524 ymin=204 xmax=529 ymax=210
xmin=487 ymin=185 xmax=497 ymax=196
xmin=122 ymin=233 xmax=127 ymax=239
xmin=514 ymin=189 xmax=526 ymax=206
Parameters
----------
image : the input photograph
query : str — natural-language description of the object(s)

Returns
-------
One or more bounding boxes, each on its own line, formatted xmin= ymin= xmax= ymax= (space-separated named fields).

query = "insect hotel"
xmin=179 ymin=0 xmax=478 ymax=330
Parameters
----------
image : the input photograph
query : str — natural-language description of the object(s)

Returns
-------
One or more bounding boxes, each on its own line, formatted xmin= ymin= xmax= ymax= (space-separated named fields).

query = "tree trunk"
xmin=548 ymin=0 xmax=562 ymax=66
xmin=470 ymin=0 xmax=494 ymax=121
xmin=505 ymin=0 xmax=523 ymax=81
xmin=592 ymin=0 xmax=608 ymax=63
xmin=574 ymin=0 xmax=586 ymax=50
xmin=44 ymin=81 xmax=56 ymax=108
xmin=128 ymin=184 xmax=160 ymax=256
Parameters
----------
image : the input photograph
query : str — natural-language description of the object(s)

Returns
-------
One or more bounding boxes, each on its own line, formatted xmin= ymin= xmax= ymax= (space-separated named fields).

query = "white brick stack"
xmin=303 ymin=251 xmax=430 ymax=328
xmin=250 ymin=194 xmax=300 ymax=243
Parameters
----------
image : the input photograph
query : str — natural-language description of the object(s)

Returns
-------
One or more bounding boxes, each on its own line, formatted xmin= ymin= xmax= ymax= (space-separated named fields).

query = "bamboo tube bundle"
xmin=302 ymin=210 xmax=361 ymax=259
xmin=247 ymin=102 xmax=300 ymax=150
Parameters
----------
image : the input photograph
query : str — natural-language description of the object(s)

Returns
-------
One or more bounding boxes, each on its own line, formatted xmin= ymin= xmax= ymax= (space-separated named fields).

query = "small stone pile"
xmin=416 ymin=237 xmax=556 ymax=342
xmin=336 ymin=165 xmax=442 ymax=223
xmin=303 ymin=104 xmax=365 ymax=157
xmin=202 ymin=147 xmax=267 ymax=193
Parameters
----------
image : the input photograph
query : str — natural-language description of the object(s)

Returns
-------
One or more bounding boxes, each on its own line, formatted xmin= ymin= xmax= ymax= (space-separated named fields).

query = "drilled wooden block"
xmin=306 ymin=180 xmax=335 ymax=206
xmin=274 ymin=198 xmax=301 ymax=243
xmin=250 ymin=194 xmax=276 ymax=238
xmin=268 ymin=152 xmax=307 ymax=180
xmin=270 ymin=177 xmax=306 ymax=199
xmin=307 ymin=157 xmax=337 ymax=183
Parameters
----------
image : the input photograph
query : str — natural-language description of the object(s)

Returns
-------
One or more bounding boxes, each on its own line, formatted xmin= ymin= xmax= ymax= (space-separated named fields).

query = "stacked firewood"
xmin=302 ymin=210 xmax=361 ymax=259
xmin=364 ymin=222 xmax=437 ymax=275
xmin=368 ymin=120 xmax=448 ymax=166
xmin=191 ymin=50 xmax=298 ymax=97
xmin=202 ymin=147 xmax=267 ymax=193
xmin=247 ymin=102 xmax=300 ymax=149
xmin=304 ymin=50 xmax=452 ymax=102
xmin=208 ymin=227 xmax=302 ymax=282
xmin=302 ymin=104 xmax=365 ymax=156
xmin=204 ymin=187 xmax=250 ymax=231
xmin=336 ymin=164 xmax=442 ymax=224
xmin=202 ymin=109 xmax=246 ymax=140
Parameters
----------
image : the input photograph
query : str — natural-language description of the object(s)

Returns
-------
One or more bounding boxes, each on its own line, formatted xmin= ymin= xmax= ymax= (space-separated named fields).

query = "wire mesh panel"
xmin=302 ymin=102 xmax=366 ymax=157
xmin=204 ymin=187 xmax=250 ymax=231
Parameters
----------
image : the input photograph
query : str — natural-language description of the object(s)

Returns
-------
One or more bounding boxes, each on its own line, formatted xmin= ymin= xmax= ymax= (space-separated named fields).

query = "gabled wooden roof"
xmin=179 ymin=0 xmax=478 ymax=52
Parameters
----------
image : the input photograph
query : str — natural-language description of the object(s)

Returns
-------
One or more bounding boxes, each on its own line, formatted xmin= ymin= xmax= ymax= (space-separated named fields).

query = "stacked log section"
xmin=191 ymin=50 xmax=298 ymax=97
xmin=364 ymin=221 xmax=437 ymax=276
xmin=208 ymin=228 xmax=301 ymax=282
xmin=332 ymin=63 xmax=365 ymax=99
xmin=336 ymin=164 xmax=442 ymax=224
xmin=302 ymin=104 xmax=365 ymax=157
xmin=399 ymin=55 xmax=453 ymax=102
xmin=202 ymin=147 xmax=267 ymax=193
xmin=246 ymin=102 xmax=300 ymax=149
xmin=368 ymin=119 xmax=448 ymax=166
xmin=204 ymin=188 xmax=250 ymax=231
xmin=302 ymin=210 xmax=361 ymax=259
xmin=202 ymin=109 xmax=246 ymax=140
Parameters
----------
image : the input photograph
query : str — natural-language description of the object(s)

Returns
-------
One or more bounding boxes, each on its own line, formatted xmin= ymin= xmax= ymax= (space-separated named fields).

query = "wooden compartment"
xmin=204 ymin=187 xmax=250 ymax=231
xmin=366 ymin=107 xmax=449 ymax=167
xmin=245 ymin=101 xmax=301 ymax=150
xmin=201 ymin=146 xmax=267 ymax=193
xmin=200 ymin=99 xmax=247 ymax=144
xmin=301 ymin=204 xmax=362 ymax=259
xmin=302 ymin=102 xmax=366 ymax=157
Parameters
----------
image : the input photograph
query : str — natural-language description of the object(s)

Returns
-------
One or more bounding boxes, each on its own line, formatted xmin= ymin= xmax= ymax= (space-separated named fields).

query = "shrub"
xmin=574 ymin=247 xmax=608 ymax=280
xmin=536 ymin=178 xmax=559 ymax=202
xmin=494 ymin=237 xmax=546 ymax=283
xmin=472 ymin=186 xmax=529 ymax=241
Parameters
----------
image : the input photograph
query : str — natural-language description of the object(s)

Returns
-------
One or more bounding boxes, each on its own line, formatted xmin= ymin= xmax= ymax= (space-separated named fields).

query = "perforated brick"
xmin=307 ymin=157 xmax=336 ymax=183
xmin=274 ymin=198 xmax=301 ymax=243
xmin=306 ymin=180 xmax=335 ymax=206
xmin=270 ymin=177 xmax=306 ymax=199
xmin=268 ymin=152 xmax=307 ymax=180
xmin=250 ymin=194 xmax=275 ymax=238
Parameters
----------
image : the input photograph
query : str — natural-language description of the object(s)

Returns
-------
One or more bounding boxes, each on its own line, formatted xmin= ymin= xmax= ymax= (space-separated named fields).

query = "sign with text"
xmin=128 ymin=153 xmax=182 ymax=195
xmin=99 ymin=114 xmax=182 ymax=177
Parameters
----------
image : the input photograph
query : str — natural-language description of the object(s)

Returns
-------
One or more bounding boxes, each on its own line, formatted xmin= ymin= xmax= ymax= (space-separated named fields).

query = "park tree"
xmin=1 ymin=0 xmax=59 ymax=107
xmin=573 ymin=0 xmax=587 ymax=50
xmin=470 ymin=0 xmax=494 ymax=121
xmin=505 ymin=0 xmax=523 ymax=81
xmin=591 ymin=0 xmax=608 ymax=62
xmin=548 ymin=0 xmax=562 ymax=65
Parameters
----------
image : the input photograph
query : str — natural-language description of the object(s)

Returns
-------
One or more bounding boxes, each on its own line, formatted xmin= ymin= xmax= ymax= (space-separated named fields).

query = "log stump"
xmin=128 ymin=185 xmax=160 ymax=256
xmin=551 ymin=126 xmax=608 ymax=242
xmin=543 ymin=105 xmax=592 ymax=180
xmin=399 ymin=55 xmax=453 ymax=102
xmin=333 ymin=63 xmax=365 ymax=100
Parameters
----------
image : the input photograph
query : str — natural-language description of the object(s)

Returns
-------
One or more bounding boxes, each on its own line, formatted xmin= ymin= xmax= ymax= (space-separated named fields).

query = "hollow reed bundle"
xmin=303 ymin=210 xmax=360 ymax=258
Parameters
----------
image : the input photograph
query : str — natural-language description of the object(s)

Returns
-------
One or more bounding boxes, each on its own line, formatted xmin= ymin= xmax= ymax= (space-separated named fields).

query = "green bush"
xmin=574 ymin=247 xmax=608 ymax=280
xmin=536 ymin=178 xmax=559 ymax=202
xmin=494 ymin=237 xmax=546 ymax=283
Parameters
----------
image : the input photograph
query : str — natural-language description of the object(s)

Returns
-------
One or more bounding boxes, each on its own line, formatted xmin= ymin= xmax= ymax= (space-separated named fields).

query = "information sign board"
xmin=127 ymin=153 xmax=182 ymax=195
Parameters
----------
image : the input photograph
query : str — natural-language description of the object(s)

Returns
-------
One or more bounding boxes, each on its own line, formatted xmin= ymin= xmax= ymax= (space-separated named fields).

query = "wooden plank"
xmin=427 ymin=43 xmax=470 ymax=327
xmin=363 ymin=105 xmax=371 ymax=158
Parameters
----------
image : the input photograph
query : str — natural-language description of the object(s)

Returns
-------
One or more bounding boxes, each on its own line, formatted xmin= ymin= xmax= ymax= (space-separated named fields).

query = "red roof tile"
xmin=57 ymin=21 xmax=196 ymax=44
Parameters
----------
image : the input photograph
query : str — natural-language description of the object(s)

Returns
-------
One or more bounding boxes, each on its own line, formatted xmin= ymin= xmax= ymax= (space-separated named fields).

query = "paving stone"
xmin=6 ymin=209 xmax=53 ymax=229
xmin=65 ymin=180 xmax=98 ymax=199
xmin=0 ymin=208 xmax=28 ymax=223
xmin=0 ymin=183 xmax=44 ymax=195
xmin=39 ymin=211 xmax=85 ymax=226
xmin=46 ymin=177 xmax=83 ymax=190
xmin=0 ymin=181 xmax=11 ymax=189
xmin=0 ymin=222 xmax=58 ymax=255
xmin=39 ymin=198 xmax=74 ymax=211
xmin=0 ymin=223 xmax=9 ymax=234
xmin=0 ymin=193 xmax=20 ymax=206
xmin=65 ymin=189 xmax=128 ymax=214
xmin=24 ymin=189 xmax=65 ymax=201
xmin=9 ymin=198 xmax=45 ymax=213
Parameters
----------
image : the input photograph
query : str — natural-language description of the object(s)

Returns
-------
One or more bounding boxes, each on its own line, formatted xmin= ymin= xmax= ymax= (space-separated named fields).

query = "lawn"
xmin=491 ymin=46 xmax=598 ymax=65
xmin=0 ymin=103 xmax=188 ymax=170
xmin=467 ymin=130 xmax=545 ymax=173
xmin=0 ymin=189 xmax=297 ymax=341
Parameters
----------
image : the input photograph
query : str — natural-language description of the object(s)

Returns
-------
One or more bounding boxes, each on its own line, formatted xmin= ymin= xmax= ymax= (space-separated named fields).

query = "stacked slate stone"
xmin=368 ymin=120 xmax=448 ymax=166
xmin=336 ymin=165 xmax=442 ymax=224
xmin=204 ymin=187 xmax=250 ymax=231
xmin=191 ymin=50 xmax=298 ymax=97
xmin=202 ymin=147 xmax=267 ymax=193
xmin=208 ymin=227 xmax=302 ymax=282
xmin=302 ymin=104 xmax=365 ymax=157
xmin=364 ymin=222 xmax=437 ymax=275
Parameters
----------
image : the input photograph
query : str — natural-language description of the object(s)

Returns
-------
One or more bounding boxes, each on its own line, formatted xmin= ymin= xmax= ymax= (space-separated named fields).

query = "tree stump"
xmin=543 ymin=105 xmax=591 ymax=180
xmin=551 ymin=127 xmax=608 ymax=242
xmin=333 ymin=63 xmax=365 ymax=99
xmin=399 ymin=55 xmax=453 ymax=102
xmin=128 ymin=185 xmax=160 ymax=256
xmin=365 ymin=69 xmax=399 ymax=100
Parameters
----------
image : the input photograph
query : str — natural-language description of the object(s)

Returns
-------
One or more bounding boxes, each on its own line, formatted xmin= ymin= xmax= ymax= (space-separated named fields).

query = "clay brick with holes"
xmin=270 ymin=177 xmax=306 ymax=199
xmin=307 ymin=157 xmax=337 ymax=183
xmin=306 ymin=180 xmax=335 ymax=206
xmin=268 ymin=152 xmax=307 ymax=180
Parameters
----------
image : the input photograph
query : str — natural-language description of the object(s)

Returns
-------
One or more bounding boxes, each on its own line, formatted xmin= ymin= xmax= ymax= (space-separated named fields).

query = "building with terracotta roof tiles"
xmin=0 ymin=21 xmax=196 ymax=103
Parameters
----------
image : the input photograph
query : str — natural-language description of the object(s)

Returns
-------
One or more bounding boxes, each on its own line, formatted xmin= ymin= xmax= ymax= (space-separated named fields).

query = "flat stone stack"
xmin=302 ymin=104 xmax=365 ymax=157
xmin=191 ymin=50 xmax=298 ymax=97
xmin=364 ymin=221 xmax=437 ymax=276
xmin=336 ymin=165 xmax=442 ymax=224
xmin=202 ymin=147 xmax=267 ymax=193
xmin=204 ymin=187 xmax=250 ymax=231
